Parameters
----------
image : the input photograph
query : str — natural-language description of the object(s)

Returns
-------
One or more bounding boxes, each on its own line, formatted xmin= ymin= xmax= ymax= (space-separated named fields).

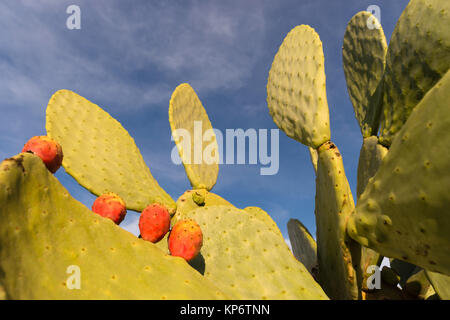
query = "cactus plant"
xmin=0 ymin=153 xmax=227 ymax=299
xmin=269 ymin=0 xmax=449 ymax=300
xmin=0 ymin=0 xmax=448 ymax=300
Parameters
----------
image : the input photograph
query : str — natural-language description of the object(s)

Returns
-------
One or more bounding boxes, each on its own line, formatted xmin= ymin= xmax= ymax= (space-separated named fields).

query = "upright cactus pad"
xmin=0 ymin=153 xmax=227 ymax=299
xmin=315 ymin=142 xmax=361 ymax=300
xmin=379 ymin=0 xmax=450 ymax=146
xmin=178 ymin=205 xmax=329 ymax=299
xmin=356 ymin=136 xmax=388 ymax=199
xmin=343 ymin=11 xmax=387 ymax=137
xmin=348 ymin=70 xmax=450 ymax=275
xmin=287 ymin=219 xmax=317 ymax=275
xmin=169 ymin=84 xmax=219 ymax=191
xmin=267 ymin=25 xmax=330 ymax=148
xmin=46 ymin=90 xmax=176 ymax=213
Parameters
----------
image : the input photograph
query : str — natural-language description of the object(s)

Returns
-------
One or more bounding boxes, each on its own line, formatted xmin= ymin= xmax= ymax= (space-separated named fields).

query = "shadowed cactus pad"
xmin=267 ymin=25 xmax=330 ymax=148
xmin=0 ymin=153 xmax=227 ymax=299
xmin=169 ymin=84 xmax=219 ymax=191
xmin=356 ymin=136 xmax=388 ymax=199
xmin=46 ymin=89 xmax=175 ymax=214
xmin=287 ymin=219 xmax=317 ymax=275
xmin=379 ymin=0 xmax=450 ymax=146
xmin=343 ymin=11 xmax=387 ymax=137
xmin=181 ymin=205 xmax=329 ymax=300
xmin=348 ymin=70 xmax=450 ymax=275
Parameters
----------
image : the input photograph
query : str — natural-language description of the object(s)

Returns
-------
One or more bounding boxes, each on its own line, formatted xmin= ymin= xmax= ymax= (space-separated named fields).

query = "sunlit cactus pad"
xmin=46 ymin=89 xmax=175 ymax=213
xmin=348 ymin=70 xmax=450 ymax=275
xmin=267 ymin=25 xmax=330 ymax=148
xmin=169 ymin=84 xmax=219 ymax=191
xmin=180 ymin=205 xmax=329 ymax=300
xmin=0 ymin=153 xmax=227 ymax=299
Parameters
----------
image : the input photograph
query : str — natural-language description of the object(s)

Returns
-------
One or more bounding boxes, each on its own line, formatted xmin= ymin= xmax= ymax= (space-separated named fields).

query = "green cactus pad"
xmin=379 ymin=0 xmax=450 ymax=146
xmin=169 ymin=84 xmax=219 ymax=191
xmin=178 ymin=205 xmax=329 ymax=299
xmin=356 ymin=136 xmax=388 ymax=199
xmin=267 ymin=25 xmax=330 ymax=148
xmin=243 ymin=206 xmax=283 ymax=238
xmin=0 ymin=153 xmax=228 ymax=299
xmin=0 ymin=285 xmax=6 ymax=300
xmin=357 ymin=136 xmax=387 ymax=286
xmin=174 ymin=189 xmax=233 ymax=219
xmin=348 ymin=70 xmax=450 ymax=275
xmin=343 ymin=11 xmax=387 ymax=137
xmin=46 ymin=89 xmax=175 ymax=214
xmin=308 ymin=147 xmax=318 ymax=174
xmin=315 ymin=141 xmax=361 ymax=300
xmin=426 ymin=271 xmax=450 ymax=300
xmin=403 ymin=269 xmax=432 ymax=299
xmin=287 ymin=219 xmax=317 ymax=275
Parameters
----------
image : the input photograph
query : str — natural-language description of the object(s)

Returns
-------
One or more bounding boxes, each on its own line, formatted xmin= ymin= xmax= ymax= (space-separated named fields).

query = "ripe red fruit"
xmin=22 ymin=136 xmax=63 ymax=173
xmin=168 ymin=219 xmax=203 ymax=262
xmin=92 ymin=193 xmax=127 ymax=224
xmin=139 ymin=203 xmax=170 ymax=243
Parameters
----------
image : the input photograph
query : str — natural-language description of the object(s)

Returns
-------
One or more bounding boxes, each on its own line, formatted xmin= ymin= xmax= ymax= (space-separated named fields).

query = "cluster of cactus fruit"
xmin=0 ymin=0 xmax=449 ymax=299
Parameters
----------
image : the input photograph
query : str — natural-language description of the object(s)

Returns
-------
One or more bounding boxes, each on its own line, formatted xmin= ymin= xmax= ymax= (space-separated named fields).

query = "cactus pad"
xmin=46 ymin=90 xmax=176 ymax=214
xmin=0 ymin=153 xmax=227 ymax=299
xmin=356 ymin=136 xmax=388 ymax=199
xmin=169 ymin=84 xmax=219 ymax=191
xmin=287 ymin=219 xmax=317 ymax=275
xmin=308 ymin=147 xmax=318 ymax=174
xmin=343 ymin=11 xmax=387 ymax=137
xmin=243 ymin=206 xmax=283 ymax=238
xmin=174 ymin=189 xmax=233 ymax=219
xmin=379 ymin=0 xmax=450 ymax=146
xmin=315 ymin=141 xmax=361 ymax=299
xmin=267 ymin=25 xmax=330 ymax=148
xmin=426 ymin=271 xmax=450 ymax=299
xmin=348 ymin=70 xmax=450 ymax=275
xmin=179 ymin=205 xmax=328 ymax=299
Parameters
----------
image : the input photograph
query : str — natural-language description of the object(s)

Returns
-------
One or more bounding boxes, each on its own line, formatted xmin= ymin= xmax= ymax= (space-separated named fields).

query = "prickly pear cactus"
xmin=426 ymin=271 xmax=450 ymax=299
xmin=315 ymin=142 xmax=362 ymax=299
xmin=174 ymin=189 xmax=233 ymax=217
xmin=267 ymin=25 xmax=330 ymax=148
xmin=46 ymin=89 xmax=176 ymax=214
xmin=356 ymin=136 xmax=388 ymax=199
xmin=0 ymin=153 xmax=227 ymax=299
xmin=343 ymin=11 xmax=387 ymax=138
xmin=379 ymin=0 xmax=450 ymax=146
xmin=348 ymin=70 xmax=450 ymax=275
xmin=287 ymin=219 xmax=317 ymax=275
xmin=174 ymin=205 xmax=329 ymax=300
xmin=169 ymin=84 xmax=219 ymax=191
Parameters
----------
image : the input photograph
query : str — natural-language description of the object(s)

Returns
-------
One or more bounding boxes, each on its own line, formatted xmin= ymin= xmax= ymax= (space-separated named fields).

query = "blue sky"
xmin=0 ymin=0 xmax=410 ymax=244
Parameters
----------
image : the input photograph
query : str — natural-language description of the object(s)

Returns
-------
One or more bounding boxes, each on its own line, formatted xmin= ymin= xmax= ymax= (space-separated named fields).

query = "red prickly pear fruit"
xmin=138 ymin=203 xmax=171 ymax=243
xmin=168 ymin=219 xmax=203 ymax=262
xmin=92 ymin=192 xmax=127 ymax=225
xmin=22 ymin=136 xmax=63 ymax=173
